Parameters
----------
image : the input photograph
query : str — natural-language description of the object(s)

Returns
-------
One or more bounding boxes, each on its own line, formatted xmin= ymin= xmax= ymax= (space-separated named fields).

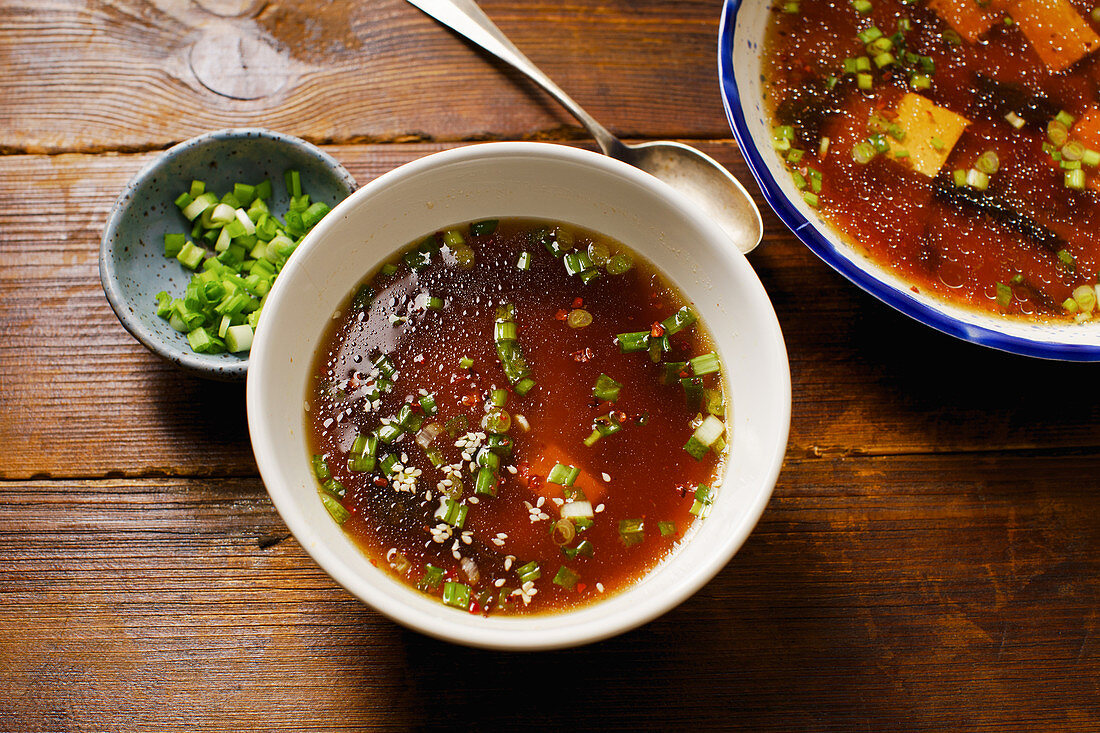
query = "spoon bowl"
xmin=405 ymin=0 xmax=764 ymax=253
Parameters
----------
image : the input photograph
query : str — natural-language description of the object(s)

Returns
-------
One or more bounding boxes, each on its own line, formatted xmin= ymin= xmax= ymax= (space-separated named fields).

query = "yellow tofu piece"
xmin=927 ymin=0 xmax=1001 ymax=42
xmin=887 ymin=93 xmax=971 ymax=177
xmin=1008 ymin=0 xmax=1100 ymax=72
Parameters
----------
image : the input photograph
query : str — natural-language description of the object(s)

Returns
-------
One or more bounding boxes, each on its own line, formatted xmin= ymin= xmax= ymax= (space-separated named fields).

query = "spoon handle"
xmin=405 ymin=0 xmax=623 ymax=156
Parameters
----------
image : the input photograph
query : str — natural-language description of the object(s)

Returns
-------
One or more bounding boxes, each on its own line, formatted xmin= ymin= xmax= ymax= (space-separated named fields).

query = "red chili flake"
xmin=911 ymin=286 xmax=920 ymax=293
xmin=615 ymin=411 xmax=627 ymax=423
xmin=469 ymin=599 xmax=481 ymax=614
xmin=678 ymin=368 xmax=690 ymax=379
xmin=517 ymin=461 xmax=531 ymax=481
xmin=373 ymin=476 xmax=389 ymax=487
xmin=370 ymin=559 xmax=378 ymax=567
xmin=576 ymin=583 xmax=587 ymax=593
xmin=461 ymin=392 xmax=480 ymax=407
xmin=571 ymin=347 xmax=594 ymax=363
xmin=572 ymin=297 xmax=584 ymax=309
xmin=529 ymin=475 xmax=543 ymax=493
xmin=676 ymin=484 xmax=690 ymax=498
xmin=348 ymin=374 xmax=361 ymax=390
xmin=650 ymin=322 xmax=665 ymax=338
xmin=555 ymin=309 xmax=569 ymax=321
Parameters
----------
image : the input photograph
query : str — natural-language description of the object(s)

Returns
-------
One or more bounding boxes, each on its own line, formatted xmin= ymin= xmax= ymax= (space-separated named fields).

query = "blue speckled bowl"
xmin=100 ymin=128 xmax=358 ymax=380
xmin=719 ymin=0 xmax=1100 ymax=361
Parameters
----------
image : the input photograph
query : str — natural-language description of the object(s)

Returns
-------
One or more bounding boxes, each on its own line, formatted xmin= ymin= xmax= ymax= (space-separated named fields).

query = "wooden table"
xmin=2 ymin=1 xmax=1098 ymax=729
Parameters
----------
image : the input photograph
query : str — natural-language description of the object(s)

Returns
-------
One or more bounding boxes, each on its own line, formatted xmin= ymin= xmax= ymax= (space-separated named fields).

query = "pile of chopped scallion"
xmin=155 ymin=170 xmax=330 ymax=355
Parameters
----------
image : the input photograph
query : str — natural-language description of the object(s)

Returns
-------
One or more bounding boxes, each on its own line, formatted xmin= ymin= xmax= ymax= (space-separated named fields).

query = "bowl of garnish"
xmin=246 ymin=142 xmax=791 ymax=650
xmin=100 ymin=128 xmax=357 ymax=380
xmin=721 ymin=0 xmax=1100 ymax=359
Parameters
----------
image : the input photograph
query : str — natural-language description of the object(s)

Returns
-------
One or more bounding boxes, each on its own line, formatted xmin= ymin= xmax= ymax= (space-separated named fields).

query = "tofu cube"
xmin=888 ymin=93 xmax=972 ymax=177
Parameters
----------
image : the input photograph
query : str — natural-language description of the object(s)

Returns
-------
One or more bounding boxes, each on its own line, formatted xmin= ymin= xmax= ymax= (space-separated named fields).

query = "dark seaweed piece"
xmin=775 ymin=77 xmax=856 ymax=148
xmin=971 ymin=73 xmax=1061 ymax=128
xmin=932 ymin=170 xmax=1065 ymax=252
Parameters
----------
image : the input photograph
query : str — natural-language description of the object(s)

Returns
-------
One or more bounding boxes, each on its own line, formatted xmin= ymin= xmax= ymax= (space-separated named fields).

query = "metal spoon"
xmin=405 ymin=0 xmax=764 ymax=253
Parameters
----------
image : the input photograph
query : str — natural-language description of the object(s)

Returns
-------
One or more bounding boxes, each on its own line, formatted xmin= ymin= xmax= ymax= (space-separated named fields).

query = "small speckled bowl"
xmin=100 ymin=128 xmax=357 ymax=380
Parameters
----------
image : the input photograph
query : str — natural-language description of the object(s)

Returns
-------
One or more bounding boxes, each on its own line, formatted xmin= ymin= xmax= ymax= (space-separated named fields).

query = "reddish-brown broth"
xmin=305 ymin=219 xmax=724 ymax=616
xmin=764 ymin=0 xmax=1100 ymax=319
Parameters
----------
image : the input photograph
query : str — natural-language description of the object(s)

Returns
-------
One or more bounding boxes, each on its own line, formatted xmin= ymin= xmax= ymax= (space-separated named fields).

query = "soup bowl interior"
xmin=247 ymin=142 xmax=790 ymax=650
xmin=719 ymin=0 xmax=1100 ymax=360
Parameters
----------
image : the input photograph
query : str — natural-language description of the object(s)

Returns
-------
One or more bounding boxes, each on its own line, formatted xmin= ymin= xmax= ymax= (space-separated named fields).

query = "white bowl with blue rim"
xmin=719 ymin=0 xmax=1100 ymax=361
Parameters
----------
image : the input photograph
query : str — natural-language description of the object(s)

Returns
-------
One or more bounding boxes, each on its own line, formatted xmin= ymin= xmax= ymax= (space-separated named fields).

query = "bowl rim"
xmin=717 ymin=0 xmax=1100 ymax=362
xmin=99 ymin=127 xmax=358 ymax=380
xmin=246 ymin=141 xmax=791 ymax=650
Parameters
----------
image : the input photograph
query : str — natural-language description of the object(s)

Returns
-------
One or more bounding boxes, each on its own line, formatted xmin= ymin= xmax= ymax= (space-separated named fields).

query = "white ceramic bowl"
xmin=246 ymin=142 xmax=791 ymax=650
xmin=720 ymin=0 xmax=1100 ymax=360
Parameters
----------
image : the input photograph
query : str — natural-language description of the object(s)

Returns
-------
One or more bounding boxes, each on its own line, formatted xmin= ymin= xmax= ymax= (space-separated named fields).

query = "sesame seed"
xmin=494 ymin=578 xmax=505 ymax=587
xmin=595 ymin=504 xmax=605 ymax=513
xmin=468 ymin=496 xmax=479 ymax=504
xmin=602 ymin=472 xmax=611 ymax=482
xmin=596 ymin=582 xmax=605 ymax=593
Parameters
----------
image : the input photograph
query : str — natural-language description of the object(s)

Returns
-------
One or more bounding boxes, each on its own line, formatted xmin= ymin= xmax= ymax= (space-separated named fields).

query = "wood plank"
xmin=1 ymin=453 xmax=1097 ymax=730
xmin=0 ymin=0 xmax=729 ymax=153
xmin=5 ymin=144 xmax=1100 ymax=479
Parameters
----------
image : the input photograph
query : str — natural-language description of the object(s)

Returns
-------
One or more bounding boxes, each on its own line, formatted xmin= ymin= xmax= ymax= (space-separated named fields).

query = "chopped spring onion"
xmin=605 ymin=253 xmax=634 ymax=275
xmin=442 ymin=581 xmax=471 ymax=609
xmin=481 ymin=408 xmax=511 ymax=434
xmin=1065 ymin=170 xmax=1086 ymax=190
xmin=436 ymin=498 xmax=468 ymax=528
xmin=470 ymin=219 xmax=499 ymax=237
xmin=684 ymin=414 xmax=725 ymax=460
xmin=690 ymin=352 xmax=721 ymax=376
xmin=547 ymin=463 xmax=580 ymax=487
xmin=516 ymin=561 xmax=541 ymax=583
xmin=658 ymin=521 xmax=677 ymax=536
xmin=418 ymin=564 xmax=444 ymax=591
xmin=661 ymin=306 xmax=697 ymax=335
xmin=320 ymin=478 xmax=345 ymax=499
xmin=459 ymin=356 xmax=474 ymax=369
xmin=966 ymin=168 xmax=990 ymax=191
xmin=551 ymin=519 xmax=577 ymax=546
xmin=852 ymin=142 xmax=876 ymax=164
xmin=474 ymin=467 xmax=498 ymax=496
xmin=320 ymin=494 xmax=349 ymax=525
xmin=567 ymin=309 xmax=593 ymax=328
xmin=419 ymin=392 xmax=438 ymax=415
xmin=563 ymin=539 xmax=595 ymax=559
xmin=560 ymin=500 xmax=594 ymax=519
xmin=1058 ymin=249 xmax=1076 ymax=270
xmin=490 ymin=389 xmax=509 ymax=408
xmin=516 ymin=251 xmax=532 ymax=270
xmin=311 ymin=454 xmax=331 ymax=482
xmin=689 ymin=484 xmax=713 ymax=518
xmin=618 ymin=518 xmax=645 ymax=546
xmin=976 ymin=150 xmax=1000 ymax=174
xmin=593 ymin=373 xmax=622 ymax=402
xmin=552 ymin=566 xmax=581 ymax=590
xmin=704 ymin=388 xmax=725 ymax=416
xmin=1073 ymin=285 xmax=1097 ymax=313
xmin=616 ymin=330 xmax=650 ymax=353
xmin=995 ymin=282 xmax=1012 ymax=309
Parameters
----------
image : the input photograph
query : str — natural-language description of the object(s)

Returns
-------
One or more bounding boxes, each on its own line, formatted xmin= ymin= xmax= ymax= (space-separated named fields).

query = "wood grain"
xmin=4 ymin=144 xmax=1100 ymax=479
xmin=1 ymin=455 xmax=1097 ymax=731
xmin=0 ymin=0 xmax=728 ymax=154
xmin=4 ymin=1 xmax=1100 ymax=729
